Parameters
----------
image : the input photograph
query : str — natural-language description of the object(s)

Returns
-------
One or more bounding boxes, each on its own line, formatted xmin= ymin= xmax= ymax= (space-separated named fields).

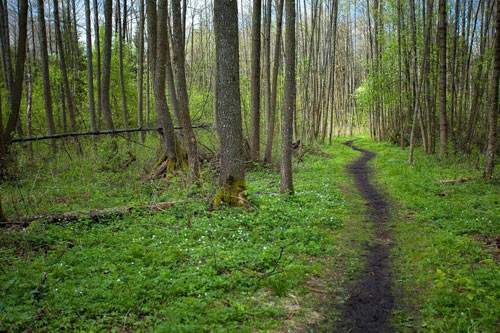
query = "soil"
xmin=334 ymin=140 xmax=395 ymax=332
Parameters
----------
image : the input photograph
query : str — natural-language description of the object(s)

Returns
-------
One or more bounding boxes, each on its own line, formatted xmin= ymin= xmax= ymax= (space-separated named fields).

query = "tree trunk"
xmin=281 ymin=0 xmax=295 ymax=194
xmin=263 ymin=0 xmax=271 ymax=162
xmin=213 ymin=0 xmax=246 ymax=206
xmin=137 ymin=0 xmax=145 ymax=142
xmin=117 ymin=0 xmax=129 ymax=130
xmin=438 ymin=0 xmax=448 ymax=157
xmin=172 ymin=0 xmax=200 ymax=181
xmin=84 ymin=0 xmax=97 ymax=141
xmin=36 ymin=0 xmax=56 ymax=145
xmin=93 ymin=0 xmax=102 ymax=130
xmin=250 ymin=0 xmax=262 ymax=161
xmin=53 ymin=0 xmax=79 ymax=149
xmin=484 ymin=1 xmax=499 ymax=178
xmin=150 ymin=0 xmax=178 ymax=162
xmin=102 ymin=0 xmax=115 ymax=130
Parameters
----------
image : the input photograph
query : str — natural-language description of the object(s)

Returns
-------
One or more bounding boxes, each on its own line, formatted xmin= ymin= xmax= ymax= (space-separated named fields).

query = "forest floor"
xmin=1 ymin=138 xmax=499 ymax=331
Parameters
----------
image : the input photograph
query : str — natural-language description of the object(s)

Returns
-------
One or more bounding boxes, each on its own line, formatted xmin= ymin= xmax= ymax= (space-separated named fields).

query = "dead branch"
xmin=0 ymin=201 xmax=186 ymax=227
xmin=10 ymin=124 xmax=211 ymax=143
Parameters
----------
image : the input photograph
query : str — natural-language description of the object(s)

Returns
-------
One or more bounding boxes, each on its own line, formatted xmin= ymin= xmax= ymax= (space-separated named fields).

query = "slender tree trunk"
xmin=102 ymin=0 xmax=115 ymax=130
xmin=84 ymin=0 xmax=97 ymax=141
xmin=397 ymin=0 xmax=404 ymax=149
xmin=250 ymin=0 xmax=262 ymax=161
xmin=172 ymin=0 xmax=200 ymax=181
xmin=36 ymin=0 xmax=56 ymax=145
xmin=264 ymin=0 xmax=284 ymax=163
xmin=438 ymin=0 xmax=448 ymax=157
xmin=281 ymin=0 xmax=295 ymax=194
xmin=93 ymin=0 xmax=102 ymax=130
xmin=117 ymin=0 xmax=129 ymax=130
xmin=137 ymin=0 xmax=145 ymax=142
xmin=263 ymin=0 xmax=271 ymax=161
xmin=484 ymin=1 xmax=499 ymax=177
xmin=213 ymin=0 xmax=246 ymax=206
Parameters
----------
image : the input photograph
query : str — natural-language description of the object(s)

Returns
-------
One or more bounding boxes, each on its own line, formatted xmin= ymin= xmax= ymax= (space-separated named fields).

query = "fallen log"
xmin=10 ymin=124 xmax=211 ymax=143
xmin=0 ymin=201 xmax=186 ymax=227
xmin=437 ymin=176 xmax=479 ymax=184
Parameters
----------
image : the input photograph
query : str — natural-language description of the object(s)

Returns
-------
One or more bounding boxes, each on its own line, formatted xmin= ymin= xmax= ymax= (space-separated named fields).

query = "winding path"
xmin=338 ymin=140 xmax=394 ymax=332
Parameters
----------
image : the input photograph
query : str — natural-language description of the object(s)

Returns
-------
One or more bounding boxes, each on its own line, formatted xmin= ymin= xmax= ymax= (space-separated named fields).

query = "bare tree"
xmin=137 ymin=0 xmax=145 ymax=142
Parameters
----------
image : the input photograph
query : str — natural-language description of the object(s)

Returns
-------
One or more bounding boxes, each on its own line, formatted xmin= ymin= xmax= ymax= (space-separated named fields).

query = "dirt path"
xmin=337 ymin=140 xmax=394 ymax=332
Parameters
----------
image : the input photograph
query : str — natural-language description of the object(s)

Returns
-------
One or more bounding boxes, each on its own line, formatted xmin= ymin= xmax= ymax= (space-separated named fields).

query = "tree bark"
xmin=438 ymin=0 xmax=448 ymax=157
xmin=93 ymin=0 xmax=102 ymax=130
xmin=281 ymin=0 xmax=295 ymax=194
xmin=84 ymin=0 xmax=97 ymax=140
xmin=250 ymin=0 xmax=262 ymax=161
xmin=137 ymin=0 xmax=145 ymax=142
xmin=213 ymin=0 xmax=246 ymax=206
xmin=484 ymin=1 xmax=499 ymax=178
xmin=172 ymin=0 xmax=200 ymax=181
xmin=36 ymin=0 xmax=56 ymax=144
xmin=102 ymin=0 xmax=115 ymax=130
xmin=117 ymin=0 xmax=129 ymax=130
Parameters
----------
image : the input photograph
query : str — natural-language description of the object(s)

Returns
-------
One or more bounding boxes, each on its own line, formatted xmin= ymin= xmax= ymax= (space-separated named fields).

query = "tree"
xmin=213 ymin=0 xmax=245 ymax=206
xmin=137 ymin=0 xmax=145 ymax=142
xmin=117 ymin=0 xmax=129 ymax=129
xmin=484 ymin=1 xmax=499 ymax=178
xmin=264 ymin=0 xmax=284 ymax=164
xmin=250 ymin=0 xmax=262 ymax=161
xmin=148 ymin=0 xmax=178 ymax=165
xmin=53 ymin=0 xmax=78 ymax=139
xmin=102 ymin=0 xmax=115 ymax=130
xmin=37 ymin=0 xmax=56 ymax=143
xmin=84 ymin=0 xmax=97 ymax=138
xmin=438 ymin=0 xmax=448 ymax=157
xmin=93 ymin=0 xmax=102 ymax=129
xmin=172 ymin=0 xmax=200 ymax=181
xmin=0 ymin=0 xmax=28 ymax=178
xmin=281 ymin=0 xmax=295 ymax=194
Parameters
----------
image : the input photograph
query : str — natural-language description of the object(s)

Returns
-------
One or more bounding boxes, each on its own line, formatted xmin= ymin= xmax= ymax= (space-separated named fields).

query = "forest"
xmin=0 ymin=0 xmax=499 ymax=331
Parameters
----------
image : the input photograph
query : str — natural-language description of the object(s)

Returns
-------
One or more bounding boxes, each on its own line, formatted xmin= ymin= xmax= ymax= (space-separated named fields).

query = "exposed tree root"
xmin=0 ymin=200 xmax=186 ymax=228
xmin=212 ymin=178 xmax=246 ymax=208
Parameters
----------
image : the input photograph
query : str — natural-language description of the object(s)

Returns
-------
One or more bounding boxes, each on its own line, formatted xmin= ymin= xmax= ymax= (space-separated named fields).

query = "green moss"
xmin=212 ymin=177 xmax=246 ymax=208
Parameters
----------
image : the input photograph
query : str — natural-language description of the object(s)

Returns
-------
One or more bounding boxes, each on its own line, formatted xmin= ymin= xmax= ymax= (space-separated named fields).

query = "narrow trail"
xmin=337 ymin=140 xmax=394 ymax=332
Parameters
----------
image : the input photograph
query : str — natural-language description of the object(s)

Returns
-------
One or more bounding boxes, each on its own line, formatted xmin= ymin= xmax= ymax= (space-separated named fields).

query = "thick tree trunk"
xmin=484 ymin=1 xmax=499 ymax=178
xmin=438 ymin=0 xmax=448 ymax=157
xmin=172 ymin=0 xmax=200 ymax=182
xmin=213 ymin=0 xmax=246 ymax=206
xmin=36 ymin=0 xmax=56 ymax=145
xmin=281 ymin=0 xmax=295 ymax=194
xmin=102 ymin=0 xmax=115 ymax=130
xmin=250 ymin=0 xmax=262 ymax=161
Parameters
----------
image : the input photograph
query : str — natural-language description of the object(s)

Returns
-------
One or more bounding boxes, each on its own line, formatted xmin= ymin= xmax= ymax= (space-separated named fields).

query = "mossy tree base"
xmin=149 ymin=141 xmax=188 ymax=179
xmin=212 ymin=177 xmax=246 ymax=208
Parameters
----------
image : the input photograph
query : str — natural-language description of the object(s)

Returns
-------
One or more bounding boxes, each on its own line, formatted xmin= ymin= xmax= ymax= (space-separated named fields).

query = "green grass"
xmin=354 ymin=138 xmax=500 ymax=332
xmin=0 ymin=139 xmax=365 ymax=331
xmin=2 ymin=137 xmax=498 ymax=331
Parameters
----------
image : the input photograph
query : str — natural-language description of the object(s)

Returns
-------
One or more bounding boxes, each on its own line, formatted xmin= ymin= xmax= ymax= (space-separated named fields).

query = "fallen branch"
xmin=10 ymin=124 xmax=211 ymax=143
xmin=437 ymin=176 xmax=479 ymax=184
xmin=0 ymin=201 xmax=186 ymax=227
